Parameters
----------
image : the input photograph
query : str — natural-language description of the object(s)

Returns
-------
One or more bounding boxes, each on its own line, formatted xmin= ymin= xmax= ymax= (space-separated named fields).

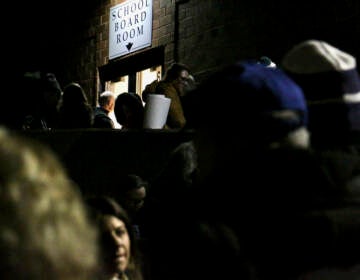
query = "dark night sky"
xmin=6 ymin=0 xmax=360 ymax=77
xmin=8 ymin=1 xmax=87 ymax=72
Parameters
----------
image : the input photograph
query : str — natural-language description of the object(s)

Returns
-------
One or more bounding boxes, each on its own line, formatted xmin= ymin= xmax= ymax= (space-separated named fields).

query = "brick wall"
xmin=54 ymin=0 xmax=360 ymax=103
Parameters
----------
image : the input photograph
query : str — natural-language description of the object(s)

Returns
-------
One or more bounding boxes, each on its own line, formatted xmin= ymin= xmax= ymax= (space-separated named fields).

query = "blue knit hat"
xmin=186 ymin=61 xmax=307 ymax=142
xmin=281 ymin=39 xmax=360 ymax=132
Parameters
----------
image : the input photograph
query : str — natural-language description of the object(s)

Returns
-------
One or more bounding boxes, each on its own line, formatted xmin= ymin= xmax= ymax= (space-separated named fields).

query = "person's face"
xmin=108 ymin=96 xmax=115 ymax=112
xmin=124 ymin=186 xmax=146 ymax=215
xmin=174 ymin=70 xmax=190 ymax=96
xmin=100 ymin=215 xmax=131 ymax=275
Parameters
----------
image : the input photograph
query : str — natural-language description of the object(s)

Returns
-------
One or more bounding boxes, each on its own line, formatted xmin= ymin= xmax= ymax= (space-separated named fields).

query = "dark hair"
xmin=119 ymin=174 xmax=148 ymax=193
xmin=114 ymin=92 xmax=144 ymax=129
xmin=164 ymin=63 xmax=190 ymax=82
xmin=62 ymin=82 xmax=88 ymax=106
xmin=58 ymin=82 xmax=93 ymax=128
xmin=42 ymin=72 xmax=62 ymax=94
xmin=86 ymin=195 xmax=131 ymax=224
xmin=85 ymin=195 xmax=143 ymax=280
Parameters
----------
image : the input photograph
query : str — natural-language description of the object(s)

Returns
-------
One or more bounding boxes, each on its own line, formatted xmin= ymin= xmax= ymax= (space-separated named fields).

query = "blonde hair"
xmin=0 ymin=127 xmax=98 ymax=279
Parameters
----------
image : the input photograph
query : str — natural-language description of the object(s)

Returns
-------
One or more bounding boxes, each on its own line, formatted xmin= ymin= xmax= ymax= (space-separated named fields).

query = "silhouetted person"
xmin=185 ymin=60 xmax=349 ymax=279
xmin=21 ymin=71 xmax=62 ymax=130
xmin=114 ymin=92 xmax=144 ymax=130
xmin=58 ymin=82 xmax=94 ymax=128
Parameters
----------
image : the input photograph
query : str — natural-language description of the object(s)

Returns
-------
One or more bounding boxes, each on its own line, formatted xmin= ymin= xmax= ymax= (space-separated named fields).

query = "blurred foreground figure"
xmin=0 ymin=126 xmax=98 ymax=279
xmin=185 ymin=60 xmax=360 ymax=279
xmin=186 ymin=60 xmax=310 ymax=187
xmin=282 ymin=39 xmax=360 ymax=148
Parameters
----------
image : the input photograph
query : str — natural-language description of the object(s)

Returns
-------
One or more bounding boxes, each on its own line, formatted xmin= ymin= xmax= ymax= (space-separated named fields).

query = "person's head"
xmin=41 ymin=72 xmax=63 ymax=109
xmin=61 ymin=82 xmax=89 ymax=106
xmin=99 ymin=91 xmax=115 ymax=113
xmin=21 ymin=71 xmax=62 ymax=117
xmin=164 ymin=63 xmax=193 ymax=97
xmin=167 ymin=141 xmax=198 ymax=188
xmin=114 ymin=174 xmax=148 ymax=218
xmin=152 ymin=141 xmax=199 ymax=203
xmin=0 ymin=126 xmax=98 ymax=280
xmin=281 ymin=39 xmax=360 ymax=138
xmin=187 ymin=61 xmax=309 ymax=185
xmin=114 ymin=92 xmax=144 ymax=129
xmin=86 ymin=196 xmax=142 ymax=280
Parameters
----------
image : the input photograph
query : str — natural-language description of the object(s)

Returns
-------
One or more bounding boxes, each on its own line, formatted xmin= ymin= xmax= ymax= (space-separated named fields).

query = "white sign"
xmin=109 ymin=0 xmax=152 ymax=60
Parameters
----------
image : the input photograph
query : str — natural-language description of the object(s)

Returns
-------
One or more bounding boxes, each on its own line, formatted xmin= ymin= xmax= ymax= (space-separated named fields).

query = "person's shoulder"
xmin=156 ymin=80 xmax=172 ymax=89
xmin=142 ymin=79 xmax=159 ymax=95
xmin=94 ymin=113 xmax=110 ymax=121
xmin=94 ymin=107 xmax=107 ymax=116
xmin=156 ymin=81 xmax=177 ymax=96
xmin=93 ymin=114 xmax=113 ymax=128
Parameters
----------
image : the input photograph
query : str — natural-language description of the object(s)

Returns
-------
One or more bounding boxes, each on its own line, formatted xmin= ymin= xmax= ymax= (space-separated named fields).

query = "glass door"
xmin=104 ymin=65 xmax=162 ymax=128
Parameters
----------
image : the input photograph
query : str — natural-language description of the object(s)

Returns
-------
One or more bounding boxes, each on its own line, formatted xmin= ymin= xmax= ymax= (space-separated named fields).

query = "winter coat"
xmin=142 ymin=80 xmax=186 ymax=129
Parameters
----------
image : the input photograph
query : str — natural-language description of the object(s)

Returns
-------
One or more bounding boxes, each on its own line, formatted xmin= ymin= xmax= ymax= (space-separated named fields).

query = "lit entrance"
xmin=98 ymin=47 xmax=164 ymax=128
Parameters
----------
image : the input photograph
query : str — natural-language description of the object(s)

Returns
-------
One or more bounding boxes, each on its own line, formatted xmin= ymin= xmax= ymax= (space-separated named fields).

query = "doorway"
xmin=105 ymin=65 xmax=162 ymax=101
xmin=105 ymin=66 xmax=162 ymax=128
xmin=98 ymin=46 xmax=164 ymax=128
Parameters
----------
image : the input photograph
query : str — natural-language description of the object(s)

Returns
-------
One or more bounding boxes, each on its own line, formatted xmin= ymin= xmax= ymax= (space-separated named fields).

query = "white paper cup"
xmin=143 ymin=94 xmax=171 ymax=129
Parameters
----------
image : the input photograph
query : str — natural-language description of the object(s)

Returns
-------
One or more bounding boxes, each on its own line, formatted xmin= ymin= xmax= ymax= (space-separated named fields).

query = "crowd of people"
xmin=5 ymin=62 xmax=195 ymax=131
xmin=1 ymin=39 xmax=360 ymax=279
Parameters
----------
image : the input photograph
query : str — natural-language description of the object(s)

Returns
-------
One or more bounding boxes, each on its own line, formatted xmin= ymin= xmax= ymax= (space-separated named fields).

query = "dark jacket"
xmin=93 ymin=107 xmax=114 ymax=128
